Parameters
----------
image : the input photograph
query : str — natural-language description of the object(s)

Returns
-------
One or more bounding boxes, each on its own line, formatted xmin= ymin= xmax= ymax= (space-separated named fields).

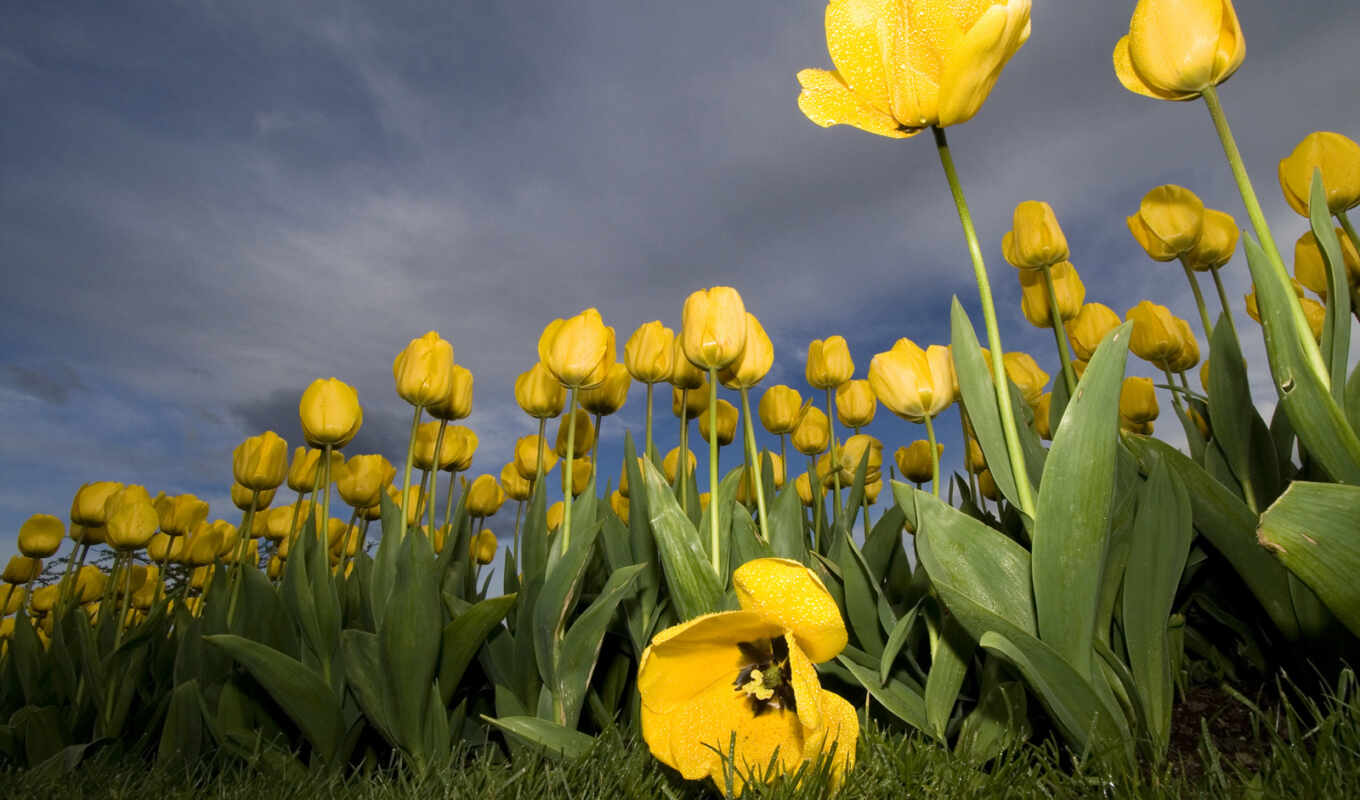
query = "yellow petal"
xmin=1113 ymin=36 xmax=1198 ymax=101
xmin=637 ymin=610 xmax=782 ymax=713
xmin=937 ymin=0 xmax=1032 ymax=127
xmin=1128 ymin=0 xmax=1222 ymax=94
xmin=784 ymin=633 xmax=822 ymax=732
xmin=796 ymin=69 xmax=915 ymax=139
xmin=1212 ymin=0 xmax=1246 ymax=84
xmin=815 ymin=689 xmax=860 ymax=790
xmin=732 ymin=558 xmax=847 ymax=663
xmin=823 ymin=0 xmax=897 ymax=118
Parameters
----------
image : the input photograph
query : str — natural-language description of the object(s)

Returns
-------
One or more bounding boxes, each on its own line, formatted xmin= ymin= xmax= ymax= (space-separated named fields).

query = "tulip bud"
xmin=1125 ymin=300 xmax=1182 ymax=367
xmin=758 ymin=385 xmax=804 ymax=435
xmin=560 ymin=457 xmax=594 ymax=497
xmin=681 ymin=287 xmax=747 ymax=371
xmin=1019 ymin=261 xmax=1085 ymax=328
xmin=393 ymin=331 xmax=455 ymax=407
xmin=147 ymin=532 xmax=184 ymax=562
xmin=1034 ymin=392 xmax=1054 ymax=441
xmin=515 ymin=363 xmax=567 ymax=419
xmin=287 ymin=447 xmax=343 ymax=492
xmin=792 ymin=406 xmax=830 ymax=456
xmin=337 ymin=454 xmax=395 ymax=510
xmin=624 ymin=321 xmax=675 ymax=384
xmin=428 ymin=364 xmax=474 ymax=421
xmin=1295 ymin=227 xmax=1360 ymax=298
xmin=1185 ymin=209 xmax=1239 ymax=272
xmin=1278 ymin=132 xmax=1360 ymax=217
xmin=555 ymin=409 xmax=596 ymax=458
xmin=413 ymin=422 xmax=457 ymax=472
xmin=662 ymin=448 xmax=696 ymax=484
xmin=1002 ymin=200 xmax=1069 ymax=270
xmin=966 ymin=437 xmax=987 ymax=474
xmin=72 ymin=565 xmax=105 ymax=603
xmin=1065 ymin=303 xmax=1122 ymax=362
xmin=1169 ymin=318 xmax=1201 ymax=374
xmin=440 ymin=426 xmax=479 ymax=473
xmin=547 ymin=501 xmax=565 ymax=532
xmin=794 ymin=473 xmax=815 ymax=507
xmin=1127 ymin=185 xmax=1205 ymax=261
xmin=70 ymin=481 xmax=124 ymax=527
xmin=233 ymin=431 xmax=288 ymax=492
xmin=868 ymin=340 xmax=954 ymax=423
xmin=467 ymin=474 xmax=506 ymax=518
xmin=736 ymin=453 xmax=785 ymax=507
xmin=610 ymin=489 xmax=630 ymax=524
xmin=977 ymin=469 xmax=1000 ymax=502
xmin=840 ymin=434 xmax=883 ymax=484
xmin=386 ymin=485 xmax=426 ymax=528
xmin=230 ymin=483 xmax=271 ymax=512
xmin=514 ymin=434 xmax=558 ymax=480
xmin=470 ymin=530 xmax=498 ymax=565
xmin=159 ymin=494 xmax=209 ymax=537
xmin=1119 ymin=377 xmax=1160 ymax=427
xmin=668 ymin=337 xmax=706 ymax=390
xmin=29 ymin=585 xmax=58 ymax=614
xmin=130 ymin=566 xmax=160 ymax=610
xmin=18 ymin=514 xmax=64 ymax=558
xmin=580 ymin=363 xmax=631 ymax=416
xmin=500 ymin=462 xmax=532 ymax=502
xmin=697 ymin=398 xmax=738 ymax=447
xmin=834 ymin=380 xmax=876 ymax=429
xmin=717 ymin=313 xmax=774 ymax=389
xmin=538 ymin=308 xmax=616 ymax=389
xmin=103 ymin=485 xmax=160 ymax=552
xmin=1002 ymin=352 xmax=1049 ymax=408
xmin=299 ymin=377 xmax=363 ymax=448
xmin=2 ymin=556 xmax=41 ymax=585
xmin=1113 ymin=0 xmax=1245 ymax=101
xmin=671 ymin=379 xmax=710 ymax=418
xmin=896 ymin=441 xmax=942 ymax=485
xmin=806 ymin=336 xmax=854 ymax=389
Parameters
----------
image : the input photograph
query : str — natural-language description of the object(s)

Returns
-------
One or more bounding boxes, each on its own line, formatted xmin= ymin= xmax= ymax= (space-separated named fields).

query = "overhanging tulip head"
xmin=1113 ymin=0 xmax=1245 ymax=101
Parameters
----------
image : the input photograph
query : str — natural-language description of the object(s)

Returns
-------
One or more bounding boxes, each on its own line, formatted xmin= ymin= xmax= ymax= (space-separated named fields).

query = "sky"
xmin=3 ymin=1 xmax=1359 ymax=562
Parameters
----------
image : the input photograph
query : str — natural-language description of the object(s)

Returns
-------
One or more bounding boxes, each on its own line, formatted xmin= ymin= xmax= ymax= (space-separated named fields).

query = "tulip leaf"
xmin=622 ymin=432 xmax=661 ymax=595
xmin=438 ymin=593 xmax=517 ymax=707
xmin=1032 ymin=321 xmax=1130 ymax=679
xmin=205 ymin=634 xmax=343 ymax=762
xmin=382 ymin=530 xmax=442 ymax=755
xmin=925 ymin=614 xmax=975 ymax=742
xmin=533 ymin=516 xmax=601 ymax=690
xmin=955 ymin=676 xmax=1030 ymax=764
xmin=340 ymin=630 xmax=397 ymax=744
xmin=480 ymin=715 xmax=596 ymax=759
xmin=371 ymin=490 xmax=403 ymax=629
xmin=639 ymin=458 xmax=724 ymax=621
xmin=1309 ymin=170 xmax=1352 ymax=399
xmin=835 ymin=654 xmax=929 ymax=735
xmin=879 ymin=600 xmax=923 ymax=687
xmin=836 ymin=525 xmax=885 ymax=658
xmin=1242 ymin=235 xmax=1360 ymax=484
xmin=1208 ymin=312 xmax=1281 ymax=511
xmin=765 ymin=482 xmax=807 ymax=561
xmin=157 ymin=679 xmax=204 ymax=767
xmin=556 ymin=563 xmax=646 ymax=729
xmin=1258 ymin=482 xmax=1360 ymax=638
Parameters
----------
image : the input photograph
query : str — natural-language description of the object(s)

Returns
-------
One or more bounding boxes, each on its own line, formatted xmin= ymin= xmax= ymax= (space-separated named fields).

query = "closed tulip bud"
xmin=337 ymin=454 xmax=395 ymax=510
xmin=440 ymin=426 xmax=479 ymax=473
xmin=758 ymin=385 xmax=804 ymax=435
xmin=231 ymin=483 xmax=273 ymax=512
xmin=717 ymin=313 xmax=774 ymax=389
xmin=500 ymin=462 xmax=532 ymax=502
xmin=662 ymin=448 xmax=697 ymax=484
xmin=1295 ymin=228 xmax=1360 ymax=297
xmin=966 ymin=437 xmax=987 ymax=474
xmin=797 ymin=0 xmax=1032 ymax=136
xmin=387 ymin=485 xmax=426 ymax=528
xmin=1019 ymin=261 xmax=1085 ymax=328
xmin=1003 ymin=200 xmax=1069 ymax=270
xmin=868 ymin=340 xmax=954 ymax=422
xmin=580 ymin=363 xmax=631 ymax=416
xmin=668 ymin=336 xmax=706 ymax=391
xmin=1279 ymin=132 xmax=1360 ymax=217
xmin=610 ymin=489 xmax=630 ymax=524
xmin=896 ymin=441 xmax=943 ymax=485
xmin=2 ymin=556 xmax=41 ymax=584
xmin=262 ymin=504 xmax=304 ymax=542
xmin=560 ymin=457 xmax=594 ymax=497
xmin=71 ymin=481 xmax=123 ymax=527
xmin=428 ymin=364 xmax=474 ymax=421
xmin=159 ymin=494 xmax=209 ymax=537
xmin=413 ymin=421 xmax=455 ymax=472
xmin=792 ymin=405 xmax=830 ymax=456
xmin=1185 ymin=209 xmax=1240 ymax=271
xmin=835 ymin=380 xmax=876 ymax=429
xmin=624 ymin=321 xmax=675 ymax=384
xmin=393 ymin=331 xmax=455 ymax=407
xmin=555 ymin=409 xmax=596 ymax=458
xmin=1244 ymin=281 xmax=1305 ymax=325
xmin=1126 ymin=300 xmax=1182 ymax=366
xmin=467 ymin=474 xmax=506 ymax=518
xmin=806 ymin=336 xmax=854 ymax=389
xmin=671 ymin=379 xmax=710 ymax=418
xmin=547 ymin=501 xmax=565 ymax=532
xmin=267 ymin=555 xmax=286 ymax=580
xmin=1169 ymin=319 xmax=1201 ymax=373
xmin=103 ymin=485 xmax=160 ymax=552
xmin=1034 ymin=392 xmax=1054 ymax=440
xmin=1128 ymin=185 xmax=1205 ymax=261
xmin=515 ymin=363 xmax=567 ymax=419
xmin=681 ymin=287 xmax=747 ymax=371
xmin=539 ymin=308 xmax=616 ymax=389
xmin=130 ymin=566 xmax=160 ymax=610
xmin=1065 ymin=303 xmax=1122 ymax=362
xmin=233 ymin=431 xmax=288 ymax=492
xmin=794 ymin=473 xmax=815 ymax=507
xmin=977 ymin=469 xmax=1000 ymax=502
xmin=146 ymin=532 xmax=183 ymax=562
xmin=72 ymin=523 xmax=106 ymax=545
xmin=1119 ymin=377 xmax=1160 ymax=426
xmin=514 ymin=434 xmax=558 ymax=479
xmin=299 ymin=377 xmax=363 ymax=447
xmin=73 ymin=565 xmax=105 ymax=603
xmin=288 ymin=447 xmax=343 ymax=492
xmin=840 ymin=434 xmax=883 ymax=484
xmin=736 ymin=453 xmax=785 ymax=507
xmin=1003 ymin=352 xmax=1049 ymax=408
xmin=1113 ymin=0 xmax=1245 ymax=101
xmin=697 ymin=398 xmax=738 ymax=447
xmin=18 ymin=514 xmax=64 ymax=558
xmin=1301 ymin=296 xmax=1327 ymax=342
xmin=30 ymin=585 xmax=59 ymax=614
xmin=470 ymin=530 xmax=498 ymax=565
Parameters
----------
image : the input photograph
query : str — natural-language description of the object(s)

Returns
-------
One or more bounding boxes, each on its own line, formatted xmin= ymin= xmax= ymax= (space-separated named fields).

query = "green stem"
xmin=1179 ymin=258 xmax=1216 ymax=343
xmin=318 ymin=445 xmax=333 ymax=543
xmin=707 ymin=370 xmax=721 ymax=574
xmin=739 ymin=388 xmax=769 ymax=542
xmin=924 ymin=413 xmax=941 ymax=499
xmin=534 ymin=418 xmax=547 ymax=487
xmin=428 ymin=419 xmax=449 ymax=537
xmin=644 ymin=382 xmax=655 ymax=463
xmin=592 ymin=412 xmax=603 ymax=461
xmin=113 ymin=554 xmax=133 ymax=649
xmin=442 ymin=469 xmax=457 ymax=532
xmin=1208 ymin=265 xmax=1242 ymax=344
xmin=779 ymin=434 xmax=787 ymax=474
xmin=678 ymin=391 xmax=690 ymax=510
xmin=1041 ymin=263 xmax=1079 ymax=396
xmin=933 ymin=125 xmax=1035 ymax=516
xmin=513 ymin=499 xmax=524 ymax=567
xmin=225 ymin=489 xmax=259 ymax=627
xmin=561 ymin=388 xmax=579 ymax=552
xmin=807 ymin=457 xmax=824 ymax=553
xmin=825 ymin=388 xmax=843 ymax=526
xmin=398 ymin=405 xmax=423 ymax=541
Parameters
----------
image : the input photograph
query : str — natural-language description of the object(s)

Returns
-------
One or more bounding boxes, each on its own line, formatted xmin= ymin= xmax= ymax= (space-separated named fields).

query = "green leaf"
xmin=835 ymin=655 xmax=929 ymax=734
xmin=1258 ymin=482 xmax=1360 ymax=638
xmin=382 ymin=530 xmax=442 ymax=755
xmin=835 ymin=524 xmax=885 ymax=658
xmin=1208 ymin=311 xmax=1281 ymax=511
xmin=556 ymin=563 xmax=646 ymax=728
xmin=879 ymin=600 xmax=922 ymax=686
xmin=1308 ymin=170 xmax=1352 ymax=400
xmin=340 ymin=630 xmax=396 ymax=744
xmin=1345 ymin=362 xmax=1360 ymax=432
xmin=439 ymin=594 xmax=517 ymax=707
xmin=205 ymin=634 xmax=343 ymax=761
xmin=925 ymin=615 xmax=975 ymax=742
xmin=480 ymin=715 xmax=596 ymax=759
xmin=371 ymin=490 xmax=403 ymax=628
xmin=157 ymin=680 xmax=204 ymax=767
xmin=533 ymin=517 xmax=600 ymax=690
xmin=638 ymin=457 xmax=723 ymax=620
xmin=955 ymin=677 xmax=1029 ymax=764
xmin=1032 ymin=321 xmax=1130 ymax=679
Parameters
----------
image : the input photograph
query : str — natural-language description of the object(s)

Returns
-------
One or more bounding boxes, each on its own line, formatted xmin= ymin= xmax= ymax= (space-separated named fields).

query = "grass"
xmin=2 ymin=675 xmax=1357 ymax=799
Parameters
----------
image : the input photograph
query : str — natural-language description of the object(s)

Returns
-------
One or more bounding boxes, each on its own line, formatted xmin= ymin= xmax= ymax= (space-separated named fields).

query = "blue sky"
xmin=3 ymin=1 xmax=1358 ymax=559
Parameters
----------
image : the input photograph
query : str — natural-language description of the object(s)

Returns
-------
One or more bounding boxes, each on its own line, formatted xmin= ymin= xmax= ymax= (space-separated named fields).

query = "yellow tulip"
xmin=1113 ymin=0 xmax=1245 ymax=101
xmin=555 ymin=409 xmax=596 ymax=458
xmin=977 ymin=468 xmax=1000 ymax=501
xmin=1244 ymin=279 xmax=1306 ymax=325
xmin=538 ymin=308 xmax=616 ymax=389
xmin=18 ymin=514 xmax=64 ymax=558
xmin=757 ymin=385 xmax=804 ymax=435
xmin=806 ymin=336 xmax=853 ymax=390
xmin=1125 ymin=300 xmax=1183 ymax=366
xmin=671 ymin=378 xmax=709 ymax=419
xmin=663 ymin=447 xmax=697 ymax=484
xmin=231 ymin=483 xmax=273 ymax=512
xmin=792 ymin=405 xmax=831 ymax=456
xmin=1002 ymin=200 xmax=1069 ymax=270
xmin=1295 ymin=227 xmax=1360 ymax=297
xmin=580 ymin=363 xmax=632 ymax=416
xmin=839 ymin=434 xmax=883 ymax=483
xmin=834 ymin=379 xmax=876 ymax=429
xmin=158 ymin=494 xmax=209 ymax=537
xmin=146 ymin=532 xmax=184 ymax=562
xmin=624 ymin=321 xmax=676 ymax=384
xmin=547 ymin=501 xmax=565 ymax=532
xmin=681 ymin=287 xmax=747 ymax=371
xmin=267 ymin=555 xmax=286 ymax=580
xmin=29 ymin=585 xmax=58 ymax=614
xmin=70 ymin=523 xmax=106 ymax=546
xmin=2 ymin=556 xmax=41 ymax=585
xmin=298 ymin=377 xmax=362 ymax=447
xmin=668 ymin=337 xmax=706 ymax=390
xmin=500 ymin=462 xmax=532 ymax=502
xmin=103 ymin=485 xmax=160 ymax=552
xmin=386 ymin=485 xmax=426 ymax=528
xmin=1018 ymin=261 xmax=1085 ymax=328
xmin=966 ymin=437 xmax=987 ymax=474
xmin=515 ymin=362 xmax=567 ymax=419
xmin=610 ymin=489 xmax=630 ymax=524
xmin=697 ymin=398 xmax=738 ymax=447
xmin=895 ymin=441 xmax=942 ymax=485
xmin=1065 ymin=303 xmax=1122 ymax=362
xmin=1033 ymin=392 xmax=1053 ymax=440
xmin=717 ymin=313 xmax=774 ymax=389
xmin=439 ymin=426 xmax=479 ymax=473
xmin=1199 ymin=358 xmax=1212 ymax=392
xmin=1185 ymin=209 xmax=1240 ymax=272
xmin=466 ymin=475 xmax=506 ymax=518
xmin=1278 ymin=131 xmax=1360 ymax=217
xmin=1169 ymin=318 xmax=1201 ymax=373
xmin=287 ymin=447 xmax=343 ymax=492
xmin=70 ymin=481 xmax=124 ymax=527
xmin=470 ymin=530 xmax=498 ymax=565
xmin=428 ymin=364 xmax=474 ymax=422
xmin=1301 ymin=296 xmax=1327 ymax=342
xmin=868 ymin=339 xmax=954 ymax=422
xmin=1119 ymin=376 xmax=1160 ymax=425
xmin=413 ymin=421 xmax=457 ymax=472
xmin=233 ymin=431 xmax=288 ymax=492
xmin=337 ymin=454 xmax=395 ymax=510
xmin=393 ymin=331 xmax=455 ymax=407
xmin=514 ymin=434 xmax=558 ymax=480
xmin=1128 ymin=185 xmax=1205 ymax=261
xmin=794 ymin=473 xmax=816 ymax=507
xmin=797 ymin=0 xmax=1032 ymax=137
xmin=130 ymin=565 xmax=160 ymax=610
xmin=561 ymin=457 xmax=594 ymax=497
xmin=1002 ymin=352 xmax=1049 ymax=408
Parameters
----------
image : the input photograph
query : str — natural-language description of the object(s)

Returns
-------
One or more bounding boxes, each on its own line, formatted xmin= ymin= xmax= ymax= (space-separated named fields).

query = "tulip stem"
xmin=933 ymin=126 xmax=1035 ymax=517
xmin=427 ymin=419 xmax=449 ymax=537
xmin=1200 ymin=85 xmax=1328 ymax=383
xmin=779 ymin=435 xmax=787 ymax=474
xmin=561 ymin=388 xmax=579 ymax=552
xmin=738 ymin=388 xmax=769 ymax=542
xmin=706 ymin=370 xmax=722 ymax=574
xmin=825 ymin=389 xmax=843 ymax=527
xmin=1341 ymin=213 xmax=1360 ymax=264
xmin=1179 ymin=258 xmax=1216 ymax=343
xmin=398 ymin=406 xmax=423 ymax=542
xmin=1207 ymin=265 xmax=1242 ymax=344
xmin=55 ymin=539 xmax=80 ymax=616
xmin=678 ymin=391 xmax=690 ymax=511
xmin=443 ymin=469 xmax=457 ymax=532
xmin=924 ymin=413 xmax=941 ymax=499
xmin=225 ymin=490 xmax=259 ymax=628
xmin=513 ymin=499 xmax=524 ymax=567
xmin=644 ymin=383 xmax=655 ymax=463
xmin=592 ymin=412 xmax=603 ymax=461
xmin=1041 ymin=263 xmax=1079 ymax=396
xmin=807 ymin=456 xmax=824 ymax=553
xmin=113 ymin=554 xmax=133 ymax=650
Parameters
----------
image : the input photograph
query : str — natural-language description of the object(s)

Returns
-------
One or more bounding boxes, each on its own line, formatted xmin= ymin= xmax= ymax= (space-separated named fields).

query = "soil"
xmin=1167 ymin=684 xmax=1279 ymax=782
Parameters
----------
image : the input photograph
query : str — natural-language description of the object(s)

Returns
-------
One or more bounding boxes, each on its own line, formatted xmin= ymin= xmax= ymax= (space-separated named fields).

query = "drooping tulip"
xmin=1278 ymin=131 xmax=1360 ymax=217
xmin=1125 ymin=300 xmax=1183 ymax=367
xmin=1128 ymin=185 xmax=1205 ymax=261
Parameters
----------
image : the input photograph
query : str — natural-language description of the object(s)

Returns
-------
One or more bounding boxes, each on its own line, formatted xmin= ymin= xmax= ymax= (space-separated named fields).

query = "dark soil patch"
xmin=1168 ymin=683 xmax=1278 ymax=782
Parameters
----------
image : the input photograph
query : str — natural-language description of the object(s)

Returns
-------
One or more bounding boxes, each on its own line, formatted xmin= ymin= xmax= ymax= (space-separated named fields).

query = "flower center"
xmin=734 ymin=637 xmax=796 ymax=714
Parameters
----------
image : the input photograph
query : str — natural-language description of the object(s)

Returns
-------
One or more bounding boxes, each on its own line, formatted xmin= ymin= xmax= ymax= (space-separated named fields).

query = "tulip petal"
xmin=937 ymin=0 xmax=1031 ymax=127
xmin=815 ymin=689 xmax=860 ymax=790
xmin=784 ymin=633 xmax=822 ymax=732
xmin=1128 ymin=0 xmax=1221 ymax=94
xmin=638 ymin=610 xmax=783 ymax=713
xmin=1212 ymin=0 xmax=1246 ymax=84
xmin=796 ymin=69 xmax=915 ymax=139
xmin=732 ymin=558 xmax=847 ymax=663
xmin=1113 ymin=36 xmax=1198 ymax=101
xmin=823 ymin=0 xmax=897 ymax=118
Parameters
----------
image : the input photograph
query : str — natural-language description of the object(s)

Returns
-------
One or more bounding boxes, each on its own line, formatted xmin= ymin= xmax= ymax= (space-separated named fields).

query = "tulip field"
xmin=6 ymin=1 xmax=1360 ymax=798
